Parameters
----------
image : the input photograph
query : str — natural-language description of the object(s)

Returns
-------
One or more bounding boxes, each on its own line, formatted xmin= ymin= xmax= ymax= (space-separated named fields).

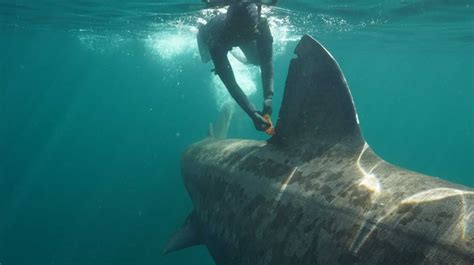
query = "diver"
xmin=197 ymin=0 xmax=277 ymax=133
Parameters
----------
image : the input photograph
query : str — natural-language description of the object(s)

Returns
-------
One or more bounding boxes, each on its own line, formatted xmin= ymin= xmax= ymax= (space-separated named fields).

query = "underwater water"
xmin=0 ymin=0 xmax=473 ymax=264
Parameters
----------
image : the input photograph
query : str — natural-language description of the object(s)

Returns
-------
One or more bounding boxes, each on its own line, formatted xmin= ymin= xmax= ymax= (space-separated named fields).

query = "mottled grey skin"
xmin=173 ymin=35 xmax=474 ymax=264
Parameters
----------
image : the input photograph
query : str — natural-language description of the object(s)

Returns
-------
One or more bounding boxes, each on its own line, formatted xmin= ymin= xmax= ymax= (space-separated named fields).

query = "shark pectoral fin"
xmin=212 ymin=103 xmax=234 ymax=139
xmin=163 ymin=211 xmax=204 ymax=255
xmin=208 ymin=123 xmax=215 ymax=138
xmin=270 ymin=35 xmax=364 ymax=152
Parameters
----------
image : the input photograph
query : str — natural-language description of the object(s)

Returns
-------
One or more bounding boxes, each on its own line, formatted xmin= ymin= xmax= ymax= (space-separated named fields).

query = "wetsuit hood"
xmin=225 ymin=2 xmax=259 ymax=31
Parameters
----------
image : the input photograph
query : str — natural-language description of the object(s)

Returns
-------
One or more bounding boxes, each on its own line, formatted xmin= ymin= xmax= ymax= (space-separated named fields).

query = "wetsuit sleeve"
xmin=256 ymin=18 xmax=274 ymax=104
xmin=209 ymin=44 xmax=258 ymax=117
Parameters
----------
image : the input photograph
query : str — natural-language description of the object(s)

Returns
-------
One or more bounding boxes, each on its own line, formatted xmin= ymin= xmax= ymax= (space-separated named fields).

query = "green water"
xmin=0 ymin=1 xmax=473 ymax=264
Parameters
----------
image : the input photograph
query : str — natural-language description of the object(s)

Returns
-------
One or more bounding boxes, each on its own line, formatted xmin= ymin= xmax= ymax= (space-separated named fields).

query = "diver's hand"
xmin=262 ymin=98 xmax=273 ymax=116
xmin=251 ymin=112 xmax=271 ymax=132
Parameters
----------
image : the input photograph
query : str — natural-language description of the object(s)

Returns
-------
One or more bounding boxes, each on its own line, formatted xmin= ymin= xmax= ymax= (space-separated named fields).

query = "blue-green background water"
xmin=0 ymin=0 xmax=473 ymax=264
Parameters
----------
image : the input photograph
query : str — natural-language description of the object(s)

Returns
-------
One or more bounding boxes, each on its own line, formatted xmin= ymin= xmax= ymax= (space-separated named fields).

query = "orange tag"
xmin=263 ymin=114 xmax=275 ymax=136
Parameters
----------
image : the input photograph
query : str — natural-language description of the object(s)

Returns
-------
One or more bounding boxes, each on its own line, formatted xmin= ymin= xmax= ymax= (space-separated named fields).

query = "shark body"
xmin=165 ymin=35 xmax=474 ymax=265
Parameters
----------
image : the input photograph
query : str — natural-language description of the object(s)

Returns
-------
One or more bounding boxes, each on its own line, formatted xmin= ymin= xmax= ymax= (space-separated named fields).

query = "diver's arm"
xmin=210 ymin=45 xmax=271 ymax=131
xmin=256 ymin=18 xmax=274 ymax=115
xmin=209 ymin=45 xmax=257 ymax=117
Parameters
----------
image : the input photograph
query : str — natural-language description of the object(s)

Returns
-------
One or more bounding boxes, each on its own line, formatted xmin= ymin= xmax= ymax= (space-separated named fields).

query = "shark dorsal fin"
xmin=270 ymin=35 xmax=364 ymax=155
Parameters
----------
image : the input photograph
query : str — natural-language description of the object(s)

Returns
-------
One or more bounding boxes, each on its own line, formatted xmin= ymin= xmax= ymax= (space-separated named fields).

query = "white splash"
xmin=145 ymin=26 xmax=199 ymax=60
xmin=212 ymin=54 xmax=259 ymax=110
xmin=145 ymin=24 xmax=259 ymax=109
xmin=143 ymin=7 xmax=299 ymax=110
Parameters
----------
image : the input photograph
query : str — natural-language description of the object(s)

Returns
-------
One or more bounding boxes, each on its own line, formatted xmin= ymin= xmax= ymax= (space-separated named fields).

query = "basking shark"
xmin=164 ymin=35 xmax=474 ymax=264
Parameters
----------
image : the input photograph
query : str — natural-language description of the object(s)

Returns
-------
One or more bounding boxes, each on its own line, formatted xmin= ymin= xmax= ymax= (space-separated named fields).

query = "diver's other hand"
xmin=251 ymin=112 xmax=271 ymax=132
xmin=263 ymin=98 xmax=273 ymax=116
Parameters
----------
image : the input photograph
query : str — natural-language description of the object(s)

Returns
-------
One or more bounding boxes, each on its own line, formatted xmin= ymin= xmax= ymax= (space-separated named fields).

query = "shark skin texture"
xmin=166 ymin=35 xmax=474 ymax=265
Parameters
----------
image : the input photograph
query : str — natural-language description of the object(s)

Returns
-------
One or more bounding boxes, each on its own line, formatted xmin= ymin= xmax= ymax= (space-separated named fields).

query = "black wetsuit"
xmin=198 ymin=2 xmax=274 ymax=131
